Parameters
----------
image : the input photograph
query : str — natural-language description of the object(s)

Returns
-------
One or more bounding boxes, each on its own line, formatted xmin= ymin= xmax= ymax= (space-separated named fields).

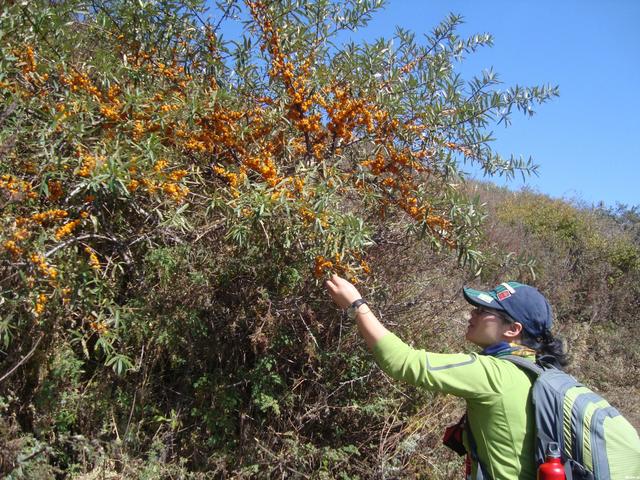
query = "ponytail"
xmin=496 ymin=310 xmax=569 ymax=369
xmin=520 ymin=329 xmax=569 ymax=369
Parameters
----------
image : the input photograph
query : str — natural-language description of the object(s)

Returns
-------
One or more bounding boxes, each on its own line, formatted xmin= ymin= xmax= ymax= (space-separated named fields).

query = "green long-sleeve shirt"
xmin=373 ymin=333 xmax=537 ymax=480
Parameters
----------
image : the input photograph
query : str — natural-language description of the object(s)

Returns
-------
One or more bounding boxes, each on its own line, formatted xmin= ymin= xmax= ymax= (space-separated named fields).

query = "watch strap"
xmin=348 ymin=298 xmax=368 ymax=319
xmin=351 ymin=299 xmax=368 ymax=310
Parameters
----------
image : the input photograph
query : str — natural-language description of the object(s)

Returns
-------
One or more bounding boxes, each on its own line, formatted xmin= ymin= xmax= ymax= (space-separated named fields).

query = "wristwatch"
xmin=347 ymin=298 xmax=368 ymax=320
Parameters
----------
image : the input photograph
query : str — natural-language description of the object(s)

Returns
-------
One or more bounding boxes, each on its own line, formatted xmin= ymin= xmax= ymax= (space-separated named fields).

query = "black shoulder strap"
xmin=501 ymin=355 xmax=545 ymax=376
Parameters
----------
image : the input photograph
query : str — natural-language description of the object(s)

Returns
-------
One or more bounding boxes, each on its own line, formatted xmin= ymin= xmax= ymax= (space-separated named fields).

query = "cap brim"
xmin=463 ymin=287 xmax=504 ymax=311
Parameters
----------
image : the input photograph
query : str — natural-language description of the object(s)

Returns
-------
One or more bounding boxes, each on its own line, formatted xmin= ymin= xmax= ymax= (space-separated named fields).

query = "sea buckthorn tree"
xmin=0 ymin=0 xmax=558 ymax=476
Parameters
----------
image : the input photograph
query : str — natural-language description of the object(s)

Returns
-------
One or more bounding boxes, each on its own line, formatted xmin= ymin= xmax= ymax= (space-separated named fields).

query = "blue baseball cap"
xmin=463 ymin=281 xmax=553 ymax=339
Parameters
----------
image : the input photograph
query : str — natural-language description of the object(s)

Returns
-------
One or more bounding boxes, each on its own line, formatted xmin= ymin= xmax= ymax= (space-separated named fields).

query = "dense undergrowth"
xmin=1 ymin=1 xmax=638 ymax=478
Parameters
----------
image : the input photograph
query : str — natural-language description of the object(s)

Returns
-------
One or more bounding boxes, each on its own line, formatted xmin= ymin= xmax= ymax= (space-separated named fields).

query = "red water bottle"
xmin=537 ymin=442 xmax=565 ymax=480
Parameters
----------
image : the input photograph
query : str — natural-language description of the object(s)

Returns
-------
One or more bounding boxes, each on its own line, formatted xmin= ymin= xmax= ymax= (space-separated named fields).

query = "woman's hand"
xmin=325 ymin=273 xmax=389 ymax=348
xmin=324 ymin=274 xmax=362 ymax=309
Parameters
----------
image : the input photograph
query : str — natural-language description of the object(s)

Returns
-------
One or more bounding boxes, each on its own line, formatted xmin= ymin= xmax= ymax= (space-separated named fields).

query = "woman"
xmin=324 ymin=274 xmax=567 ymax=480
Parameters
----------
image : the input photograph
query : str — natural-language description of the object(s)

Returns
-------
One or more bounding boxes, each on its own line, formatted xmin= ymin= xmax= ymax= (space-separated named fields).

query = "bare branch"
xmin=0 ymin=333 xmax=44 ymax=384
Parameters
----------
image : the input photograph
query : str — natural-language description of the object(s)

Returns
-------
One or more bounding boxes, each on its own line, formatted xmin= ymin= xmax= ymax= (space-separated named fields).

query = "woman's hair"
xmin=519 ymin=329 xmax=569 ymax=368
xmin=498 ymin=311 xmax=569 ymax=368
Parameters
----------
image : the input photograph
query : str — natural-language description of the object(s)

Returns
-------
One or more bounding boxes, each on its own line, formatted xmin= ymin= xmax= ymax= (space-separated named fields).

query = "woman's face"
xmin=465 ymin=307 xmax=515 ymax=347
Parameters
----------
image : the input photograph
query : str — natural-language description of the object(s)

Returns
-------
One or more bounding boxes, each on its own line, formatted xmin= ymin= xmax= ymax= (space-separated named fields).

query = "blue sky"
xmin=345 ymin=0 xmax=640 ymax=208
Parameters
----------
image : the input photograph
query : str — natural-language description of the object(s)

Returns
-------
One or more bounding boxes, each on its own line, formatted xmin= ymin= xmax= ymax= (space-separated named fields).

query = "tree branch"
xmin=44 ymin=234 xmax=119 ymax=258
xmin=0 ymin=333 xmax=44 ymax=384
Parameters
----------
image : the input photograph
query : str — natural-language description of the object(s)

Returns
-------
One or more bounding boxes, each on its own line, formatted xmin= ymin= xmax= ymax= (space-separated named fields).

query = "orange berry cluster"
xmin=213 ymin=165 xmax=243 ymax=189
xmin=2 ymin=227 xmax=31 ymax=258
xmin=61 ymin=71 xmax=102 ymax=100
xmin=47 ymin=180 xmax=64 ymax=202
xmin=298 ymin=207 xmax=315 ymax=224
xmin=34 ymin=293 xmax=48 ymax=316
xmin=314 ymin=255 xmax=334 ymax=278
xmin=243 ymin=150 xmax=279 ymax=186
xmin=5 ymin=44 xmax=50 ymax=98
xmin=127 ymin=159 xmax=190 ymax=203
xmin=54 ymin=219 xmax=81 ymax=240
xmin=113 ymin=32 xmax=193 ymax=89
xmin=249 ymin=2 xmax=326 ymax=153
xmin=89 ymin=319 xmax=108 ymax=334
xmin=3 ymin=240 xmax=23 ymax=257
xmin=11 ymin=207 xmax=86 ymax=244
xmin=161 ymin=182 xmax=189 ymax=202
xmin=1 ymin=174 xmax=37 ymax=201
xmin=187 ymin=108 xmax=245 ymax=155
xmin=325 ymin=86 xmax=376 ymax=143
xmin=16 ymin=209 xmax=69 ymax=227
xmin=399 ymin=58 xmax=418 ymax=75
xmin=132 ymin=120 xmax=145 ymax=140
xmin=313 ymin=252 xmax=367 ymax=280
xmin=99 ymin=104 xmax=122 ymax=121
xmin=76 ymin=152 xmax=100 ymax=177
xmin=13 ymin=45 xmax=36 ymax=76
xmin=84 ymin=246 xmax=101 ymax=271
xmin=29 ymin=253 xmax=58 ymax=280
xmin=245 ymin=1 xmax=458 ymax=260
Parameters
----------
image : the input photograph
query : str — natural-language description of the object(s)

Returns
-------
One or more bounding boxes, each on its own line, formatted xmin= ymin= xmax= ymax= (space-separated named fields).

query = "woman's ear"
xmin=503 ymin=321 xmax=523 ymax=340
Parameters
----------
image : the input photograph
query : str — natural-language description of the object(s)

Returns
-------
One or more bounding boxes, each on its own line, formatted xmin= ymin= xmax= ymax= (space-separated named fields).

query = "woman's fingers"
xmin=324 ymin=273 xmax=362 ymax=309
xmin=324 ymin=274 xmax=343 ymax=292
xmin=324 ymin=279 xmax=337 ymax=293
xmin=325 ymin=274 xmax=346 ymax=305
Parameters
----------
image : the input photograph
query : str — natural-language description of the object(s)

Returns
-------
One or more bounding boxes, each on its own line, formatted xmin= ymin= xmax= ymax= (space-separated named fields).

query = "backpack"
xmin=504 ymin=355 xmax=640 ymax=480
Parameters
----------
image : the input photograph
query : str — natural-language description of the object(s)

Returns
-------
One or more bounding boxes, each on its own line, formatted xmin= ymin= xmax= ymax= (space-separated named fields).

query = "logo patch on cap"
xmin=497 ymin=290 xmax=512 ymax=301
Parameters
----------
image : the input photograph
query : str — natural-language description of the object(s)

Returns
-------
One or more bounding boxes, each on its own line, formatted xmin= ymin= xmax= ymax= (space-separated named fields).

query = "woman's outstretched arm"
xmin=324 ymin=273 xmax=494 ymax=398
